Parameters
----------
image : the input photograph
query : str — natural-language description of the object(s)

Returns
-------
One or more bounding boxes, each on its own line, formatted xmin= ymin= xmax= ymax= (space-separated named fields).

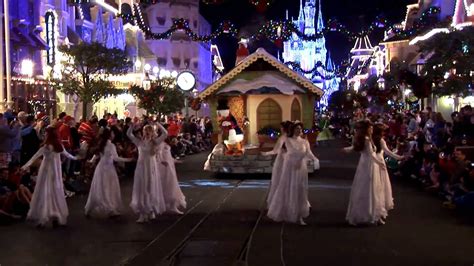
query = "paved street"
xmin=0 ymin=140 xmax=473 ymax=266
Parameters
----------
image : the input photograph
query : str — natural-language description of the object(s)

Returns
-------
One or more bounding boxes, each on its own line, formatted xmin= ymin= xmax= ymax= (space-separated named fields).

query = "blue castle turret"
xmin=282 ymin=0 xmax=339 ymax=107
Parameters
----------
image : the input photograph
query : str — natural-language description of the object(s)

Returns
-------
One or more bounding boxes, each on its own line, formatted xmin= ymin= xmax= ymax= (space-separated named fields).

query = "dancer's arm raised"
xmin=154 ymin=123 xmax=168 ymax=145
xmin=126 ymin=124 xmax=140 ymax=146
xmin=21 ymin=147 xmax=45 ymax=171
xmin=381 ymin=139 xmax=403 ymax=160
xmin=261 ymin=135 xmax=285 ymax=156
xmin=62 ymin=148 xmax=78 ymax=160
xmin=110 ymin=142 xmax=133 ymax=162
xmin=365 ymin=139 xmax=387 ymax=169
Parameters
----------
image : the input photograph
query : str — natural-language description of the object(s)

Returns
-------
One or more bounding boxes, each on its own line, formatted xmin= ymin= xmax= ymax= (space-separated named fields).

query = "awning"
xmin=29 ymin=33 xmax=48 ymax=50
xmin=10 ymin=29 xmax=21 ymax=42
xmin=137 ymin=34 xmax=155 ymax=59
xmin=67 ymin=26 xmax=82 ymax=45
xmin=12 ymin=27 xmax=37 ymax=47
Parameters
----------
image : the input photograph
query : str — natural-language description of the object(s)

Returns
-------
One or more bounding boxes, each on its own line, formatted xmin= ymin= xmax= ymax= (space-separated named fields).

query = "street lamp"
xmin=144 ymin=63 xmax=151 ymax=72
xmin=377 ymin=77 xmax=385 ymax=90
xmin=20 ymin=59 xmax=34 ymax=77
xmin=152 ymin=66 xmax=159 ymax=75
xmin=135 ymin=59 xmax=141 ymax=71
xmin=176 ymin=71 xmax=196 ymax=118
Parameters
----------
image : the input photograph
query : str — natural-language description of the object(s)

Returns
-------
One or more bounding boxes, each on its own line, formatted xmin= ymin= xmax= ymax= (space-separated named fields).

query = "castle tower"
xmin=303 ymin=0 xmax=316 ymax=35
xmin=282 ymin=0 xmax=340 ymax=107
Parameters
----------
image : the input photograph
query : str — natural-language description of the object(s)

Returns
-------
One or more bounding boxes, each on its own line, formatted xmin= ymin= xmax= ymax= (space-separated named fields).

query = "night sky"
xmin=200 ymin=0 xmax=414 ymax=71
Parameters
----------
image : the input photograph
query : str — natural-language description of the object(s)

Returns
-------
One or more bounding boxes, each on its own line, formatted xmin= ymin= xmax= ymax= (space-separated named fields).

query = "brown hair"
xmin=96 ymin=128 xmax=111 ymax=155
xmin=288 ymin=122 xmax=303 ymax=138
xmin=372 ymin=123 xmax=386 ymax=153
xmin=353 ymin=120 xmax=372 ymax=152
xmin=44 ymin=127 xmax=64 ymax=153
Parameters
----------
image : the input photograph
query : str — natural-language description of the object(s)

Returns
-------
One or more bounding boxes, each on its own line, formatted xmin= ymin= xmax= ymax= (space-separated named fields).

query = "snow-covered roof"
xmin=199 ymin=48 xmax=323 ymax=100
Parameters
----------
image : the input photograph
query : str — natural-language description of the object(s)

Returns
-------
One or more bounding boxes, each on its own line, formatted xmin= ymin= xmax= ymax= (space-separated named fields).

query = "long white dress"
xmin=85 ymin=140 xmax=132 ymax=217
xmin=267 ymin=136 xmax=318 ymax=223
xmin=376 ymin=139 xmax=403 ymax=216
xmin=127 ymin=125 xmax=167 ymax=216
xmin=156 ymin=142 xmax=186 ymax=212
xmin=21 ymin=145 xmax=77 ymax=226
xmin=262 ymin=135 xmax=287 ymax=206
xmin=345 ymin=138 xmax=387 ymax=225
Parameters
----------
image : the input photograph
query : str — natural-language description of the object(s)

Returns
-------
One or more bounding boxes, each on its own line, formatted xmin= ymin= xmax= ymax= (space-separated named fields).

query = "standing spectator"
xmin=20 ymin=115 xmax=40 ymax=165
xmin=167 ymin=118 xmax=180 ymax=138
xmin=0 ymin=114 xmax=20 ymax=169
xmin=58 ymin=115 xmax=73 ymax=151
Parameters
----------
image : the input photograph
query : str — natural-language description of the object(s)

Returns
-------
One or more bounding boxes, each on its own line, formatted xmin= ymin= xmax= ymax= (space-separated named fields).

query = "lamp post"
xmin=4 ymin=0 xmax=12 ymax=108
xmin=176 ymin=71 xmax=196 ymax=119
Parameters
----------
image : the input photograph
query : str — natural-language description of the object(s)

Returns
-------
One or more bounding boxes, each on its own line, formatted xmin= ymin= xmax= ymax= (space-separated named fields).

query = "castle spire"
xmin=316 ymin=0 xmax=325 ymax=31
xmin=298 ymin=0 xmax=305 ymax=32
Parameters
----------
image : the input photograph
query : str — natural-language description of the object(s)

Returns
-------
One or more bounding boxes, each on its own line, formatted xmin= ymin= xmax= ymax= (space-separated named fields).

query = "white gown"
xmin=376 ymin=139 xmax=403 ymax=215
xmin=345 ymin=138 xmax=387 ymax=225
xmin=262 ymin=135 xmax=287 ymax=206
xmin=21 ymin=145 xmax=77 ymax=226
xmin=156 ymin=142 xmax=186 ymax=211
xmin=127 ymin=126 xmax=167 ymax=216
xmin=85 ymin=140 xmax=132 ymax=217
xmin=267 ymin=136 xmax=318 ymax=223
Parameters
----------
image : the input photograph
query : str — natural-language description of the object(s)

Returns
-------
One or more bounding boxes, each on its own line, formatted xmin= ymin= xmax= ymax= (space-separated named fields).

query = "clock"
xmin=176 ymin=71 xmax=196 ymax=91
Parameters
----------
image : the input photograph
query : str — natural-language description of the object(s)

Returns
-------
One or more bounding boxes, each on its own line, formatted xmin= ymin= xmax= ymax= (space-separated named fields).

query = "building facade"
xmin=282 ymin=0 xmax=339 ymax=107
xmin=144 ymin=0 xmax=213 ymax=92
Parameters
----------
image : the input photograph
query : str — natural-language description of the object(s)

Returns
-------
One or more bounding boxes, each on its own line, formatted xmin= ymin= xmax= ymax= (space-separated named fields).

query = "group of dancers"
xmin=21 ymin=122 xmax=186 ymax=227
xmin=344 ymin=120 xmax=405 ymax=226
xmin=20 ymin=118 xmax=403 ymax=228
xmin=263 ymin=119 xmax=405 ymax=226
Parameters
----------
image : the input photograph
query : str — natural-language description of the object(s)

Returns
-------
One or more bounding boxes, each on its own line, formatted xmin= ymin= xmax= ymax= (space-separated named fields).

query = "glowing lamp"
xmin=21 ymin=59 xmax=34 ymax=77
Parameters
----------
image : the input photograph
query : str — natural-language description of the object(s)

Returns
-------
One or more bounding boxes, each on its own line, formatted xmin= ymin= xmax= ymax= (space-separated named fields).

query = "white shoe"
xmin=299 ymin=219 xmax=307 ymax=226
xmin=149 ymin=212 xmax=156 ymax=220
xmin=171 ymin=208 xmax=184 ymax=215
xmin=136 ymin=215 xmax=147 ymax=223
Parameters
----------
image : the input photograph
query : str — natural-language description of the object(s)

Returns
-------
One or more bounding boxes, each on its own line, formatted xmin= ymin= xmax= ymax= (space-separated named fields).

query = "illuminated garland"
xmin=284 ymin=61 xmax=346 ymax=80
xmin=120 ymin=5 xmax=440 ymax=43
xmin=386 ymin=7 xmax=442 ymax=39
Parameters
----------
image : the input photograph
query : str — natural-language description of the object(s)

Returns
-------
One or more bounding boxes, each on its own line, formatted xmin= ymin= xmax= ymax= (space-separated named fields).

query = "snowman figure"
xmin=217 ymin=99 xmax=244 ymax=155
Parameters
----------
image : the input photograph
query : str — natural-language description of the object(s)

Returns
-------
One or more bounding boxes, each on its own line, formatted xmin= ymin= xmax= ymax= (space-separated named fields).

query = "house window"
xmin=257 ymin=98 xmax=282 ymax=130
xmin=156 ymin=17 xmax=166 ymax=25
xmin=291 ymin=98 xmax=301 ymax=121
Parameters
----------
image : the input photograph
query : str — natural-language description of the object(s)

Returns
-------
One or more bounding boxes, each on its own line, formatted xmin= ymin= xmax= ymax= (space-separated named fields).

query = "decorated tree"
xmin=419 ymin=27 xmax=474 ymax=97
xmin=129 ymin=77 xmax=186 ymax=116
xmin=51 ymin=42 xmax=132 ymax=119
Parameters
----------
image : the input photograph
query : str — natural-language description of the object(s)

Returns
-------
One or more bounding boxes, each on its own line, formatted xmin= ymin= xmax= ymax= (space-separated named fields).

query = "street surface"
xmin=0 ymin=140 xmax=473 ymax=266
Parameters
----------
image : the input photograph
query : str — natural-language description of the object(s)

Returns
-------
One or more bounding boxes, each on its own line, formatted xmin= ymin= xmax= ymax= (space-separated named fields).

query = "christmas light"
xmin=409 ymin=28 xmax=450 ymax=45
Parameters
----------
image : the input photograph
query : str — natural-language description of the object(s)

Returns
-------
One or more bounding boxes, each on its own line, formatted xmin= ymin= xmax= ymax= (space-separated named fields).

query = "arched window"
xmin=291 ymin=98 xmax=301 ymax=121
xmin=257 ymin=98 xmax=282 ymax=130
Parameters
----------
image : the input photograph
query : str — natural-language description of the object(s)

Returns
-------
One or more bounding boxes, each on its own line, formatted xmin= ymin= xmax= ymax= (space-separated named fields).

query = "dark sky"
xmin=200 ymin=0 xmax=414 ymax=71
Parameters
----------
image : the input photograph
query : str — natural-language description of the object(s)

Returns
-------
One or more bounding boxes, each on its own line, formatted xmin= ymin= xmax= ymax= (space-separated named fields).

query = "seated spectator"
xmin=170 ymin=137 xmax=185 ymax=159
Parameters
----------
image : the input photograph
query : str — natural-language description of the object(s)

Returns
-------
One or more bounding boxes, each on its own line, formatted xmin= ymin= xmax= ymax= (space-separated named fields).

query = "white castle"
xmin=282 ymin=0 xmax=340 ymax=107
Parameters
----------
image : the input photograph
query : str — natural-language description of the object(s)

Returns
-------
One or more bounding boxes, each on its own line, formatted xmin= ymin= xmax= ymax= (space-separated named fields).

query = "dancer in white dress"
xmin=127 ymin=122 xmax=168 ymax=223
xmin=267 ymin=122 xmax=318 ymax=225
xmin=372 ymin=123 xmax=404 ymax=223
xmin=156 ymin=140 xmax=186 ymax=214
xmin=21 ymin=127 xmax=78 ymax=227
xmin=261 ymin=121 xmax=292 ymax=206
xmin=344 ymin=120 xmax=388 ymax=226
xmin=85 ymin=128 xmax=133 ymax=218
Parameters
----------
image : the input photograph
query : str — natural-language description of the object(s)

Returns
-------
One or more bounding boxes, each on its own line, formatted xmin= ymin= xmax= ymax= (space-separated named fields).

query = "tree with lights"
xmin=419 ymin=27 xmax=474 ymax=97
xmin=51 ymin=42 xmax=132 ymax=119
xmin=129 ymin=78 xmax=185 ymax=116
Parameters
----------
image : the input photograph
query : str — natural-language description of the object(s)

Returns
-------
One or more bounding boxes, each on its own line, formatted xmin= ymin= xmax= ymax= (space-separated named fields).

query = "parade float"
xmin=201 ymin=48 xmax=323 ymax=174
